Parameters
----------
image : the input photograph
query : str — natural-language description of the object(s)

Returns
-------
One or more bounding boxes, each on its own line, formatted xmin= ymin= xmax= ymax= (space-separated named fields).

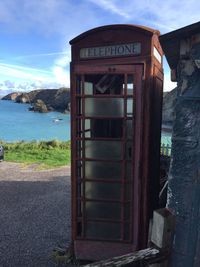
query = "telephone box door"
xmin=71 ymin=64 xmax=144 ymax=257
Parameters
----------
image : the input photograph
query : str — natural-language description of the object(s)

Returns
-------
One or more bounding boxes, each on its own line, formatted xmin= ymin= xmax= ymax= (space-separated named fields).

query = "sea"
xmin=0 ymin=100 xmax=171 ymax=144
xmin=0 ymin=100 xmax=70 ymax=142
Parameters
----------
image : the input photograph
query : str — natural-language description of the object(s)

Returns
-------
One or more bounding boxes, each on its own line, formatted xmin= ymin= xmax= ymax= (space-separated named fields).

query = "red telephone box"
xmin=69 ymin=24 xmax=163 ymax=261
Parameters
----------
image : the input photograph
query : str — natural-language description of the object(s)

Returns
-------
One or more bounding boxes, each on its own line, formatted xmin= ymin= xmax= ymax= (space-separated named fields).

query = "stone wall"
xmin=167 ymin=35 xmax=200 ymax=267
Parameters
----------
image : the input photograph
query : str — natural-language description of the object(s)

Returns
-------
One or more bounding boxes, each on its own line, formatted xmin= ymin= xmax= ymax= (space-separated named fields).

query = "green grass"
xmin=0 ymin=140 xmax=71 ymax=168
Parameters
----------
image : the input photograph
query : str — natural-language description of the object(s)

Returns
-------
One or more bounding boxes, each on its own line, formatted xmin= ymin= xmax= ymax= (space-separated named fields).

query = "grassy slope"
xmin=0 ymin=140 xmax=71 ymax=168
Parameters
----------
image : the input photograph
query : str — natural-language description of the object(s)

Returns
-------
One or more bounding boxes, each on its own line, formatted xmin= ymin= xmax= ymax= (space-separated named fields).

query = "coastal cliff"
xmin=162 ymin=87 xmax=177 ymax=124
xmin=2 ymin=88 xmax=70 ymax=113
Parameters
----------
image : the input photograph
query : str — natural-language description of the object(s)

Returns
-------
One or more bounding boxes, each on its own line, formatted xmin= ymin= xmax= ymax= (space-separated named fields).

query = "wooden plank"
xmin=83 ymin=247 xmax=168 ymax=267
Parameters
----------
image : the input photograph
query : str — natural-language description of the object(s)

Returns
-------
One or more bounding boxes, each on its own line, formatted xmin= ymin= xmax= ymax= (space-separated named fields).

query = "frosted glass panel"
xmin=127 ymin=98 xmax=133 ymax=116
xmin=126 ymin=163 xmax=132 ymax=180
xmin=85 ymin=202 xmax=121 ymax=220
xmin=85 ymin=119 xmax=91 ymax=138
xmin=86 ymin=222 xmax=120 ymax=239
xmin=124 ymin=203 xmax=130 ymax=220
xmin=124 ymin=223 xmax=130 ymax=240
xmin=85 ymin=161 xmax=122 ymax=180
xmin=127 ymin=75 xmax=134 ymax=95
xmin=125 ymin=183 xmax=131 ymax=200
xmin=126 ymin=141 xmax=132 ymax=160
xmin=126 ymin=119 xmax=133 ymax=139
xmin=85 ymin=181 xmax=121 ymax=200
xmin=84 ymin=81 xmax=93 ymax=95
xmin=85 ymin=140 xmax=122 ymax=160
xmin=85 ymin=98 xmax=124 ymax=117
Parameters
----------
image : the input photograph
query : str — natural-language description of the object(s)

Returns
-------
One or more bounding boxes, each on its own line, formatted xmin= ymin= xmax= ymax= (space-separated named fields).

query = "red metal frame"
xmin=72 ymin=65 xmax=142 ymax=243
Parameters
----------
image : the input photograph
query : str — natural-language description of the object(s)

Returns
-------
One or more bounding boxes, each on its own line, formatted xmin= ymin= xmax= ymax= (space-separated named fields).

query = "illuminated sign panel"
xmin=80 ymin=43 xmax=141 ymax=59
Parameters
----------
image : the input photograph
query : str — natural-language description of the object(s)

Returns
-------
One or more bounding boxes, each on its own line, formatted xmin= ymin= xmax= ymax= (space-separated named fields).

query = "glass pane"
xmin=127 ymin=75 xmax=134 ymax=95
xmin=126 ymin=163 xmax=132 ymax=180
xmin=84 ymin=81 xmax=93 ymax=95
xmin=85 ymin=140 xmax=122 ymax=160
xmin=85 ymin=98 xmax=124 ymax=117
xmin=85 ymin=202 xmax=121 ymax=220
xmin=86 ymin=221 xmax=120 ymax=239
xmin=124 ymin=223 xmax=130 ymax=241
xmin=85 ymin=161 xmax=122 ymax=180
xmin=126 ymin=141 xmax=132 ymax=160
xmin=84 ymin=118 xmax=123 ymax=138
xmin=126 ymin=119 xmax=133 ymax=139
xmin=85 ymin=119 xmax=91 ymax=138
xmin=85 ymin=74 xmax=124 ymax=95
xmin=124 ymin=202 xmax=130 ymax=220
xmin=127 ymin=98 xmax=133 ymax=117
xmin=85 ymin=181 xmax=121 ymax=200
xmin=125 ymin=183 xmax=131 ymax=201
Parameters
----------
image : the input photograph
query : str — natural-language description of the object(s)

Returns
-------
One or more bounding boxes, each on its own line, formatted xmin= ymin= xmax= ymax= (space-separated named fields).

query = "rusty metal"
xmin=69 ymin=24 xmax=163 ymax=261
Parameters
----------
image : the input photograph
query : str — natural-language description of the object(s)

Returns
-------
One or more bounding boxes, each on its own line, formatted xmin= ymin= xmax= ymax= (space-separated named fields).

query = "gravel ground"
xmin=0 ymin=162 xmax=72 ymax=267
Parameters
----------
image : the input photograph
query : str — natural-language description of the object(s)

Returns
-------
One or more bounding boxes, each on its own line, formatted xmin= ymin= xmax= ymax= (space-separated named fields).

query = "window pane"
xmin=85 ymin=140 xmax=122 ymax=160
xmin=124 ymin=223 xmax=130 ymax=241
xmin=85 ymin=202 xmax=121 ymax=220
xmin=85 ymin=161 xmax=122 ymax=180
xmin=127 ymin=75 xmax=134 ymax=95
xmin=126 ymin=163 xmax=132 ymax=180
xmin=84 ymin=118 xmax=123 ymax=138
xmin=86 ymin=221 xmax=121 ymax=239
xmin=124 ymin=202 xmax=130 ymax=220
xmin=127 ymin=98 xmax=133 ymax=117
xmin=85 ymin=98 xmax=124 ymax=117
xmin=85 ymin=181 xmax=121 ymax=200
xmin=84 ymin=81 xmax=93 ymax=95
xmin=126 ymin=141 xmax=132 ymax=160
xmin=85 ymin=119 xmax=91 ymax=138
xmin=126 ymin=119 xmax=133 ymax=139
xmin=85 ymin=74 xmax=124 ymax=95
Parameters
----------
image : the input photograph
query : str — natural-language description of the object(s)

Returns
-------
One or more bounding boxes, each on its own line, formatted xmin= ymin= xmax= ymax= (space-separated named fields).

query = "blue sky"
xmin=0 ymin=0 xmax=199 ymax=93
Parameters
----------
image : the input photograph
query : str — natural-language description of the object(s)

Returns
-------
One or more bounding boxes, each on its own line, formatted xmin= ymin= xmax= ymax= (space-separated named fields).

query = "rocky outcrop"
xmin=162 ymin=87 xmax=177 ymax=123
xmin=2 ymin=92 xmax=22 ymax=101
xmin=2 ymin=87 xmax=176 ymax=118
xmin=15 ymin=90 xmax=42 ymax=103
xmin=33 ymin=99 xmax=48 ymax=113
xmin=2 ymin=88 xmax=70 ymax=113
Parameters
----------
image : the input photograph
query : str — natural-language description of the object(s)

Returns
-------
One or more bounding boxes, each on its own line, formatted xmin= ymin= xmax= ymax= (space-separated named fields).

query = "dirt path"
xmin=0 ymin=162 xmax=72 ymax=267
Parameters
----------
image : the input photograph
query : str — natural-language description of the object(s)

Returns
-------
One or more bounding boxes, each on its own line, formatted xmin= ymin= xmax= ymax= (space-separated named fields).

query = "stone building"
xmin=160 ymin=21 xmax=200 ymax=267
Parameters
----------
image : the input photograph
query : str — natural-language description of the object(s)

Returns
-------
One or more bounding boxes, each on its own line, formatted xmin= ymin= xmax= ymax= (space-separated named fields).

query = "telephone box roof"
xmin=160 ymin=21 xmax=200 ymax=70
xmin=69 ymin=24 xmax=160 ymax=45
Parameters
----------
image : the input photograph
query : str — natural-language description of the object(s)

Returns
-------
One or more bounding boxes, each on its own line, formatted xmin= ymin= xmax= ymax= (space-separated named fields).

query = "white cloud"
xmin=164 ymin=72 xmax=177 ymax=92
xmin=0 ymin=63 xmax=52 ymax=82
xmin=88 ymin=0 xmax=130 ymax=19
xmin=52 ymin=49 xmax=70 ymax=87
xmin=87 ymin=0 xmax=200 ymax=32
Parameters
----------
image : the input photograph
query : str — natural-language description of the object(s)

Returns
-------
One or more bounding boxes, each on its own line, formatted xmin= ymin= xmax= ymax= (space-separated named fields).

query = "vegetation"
xmin=0 ymin=140 xmax=71 ymax=168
